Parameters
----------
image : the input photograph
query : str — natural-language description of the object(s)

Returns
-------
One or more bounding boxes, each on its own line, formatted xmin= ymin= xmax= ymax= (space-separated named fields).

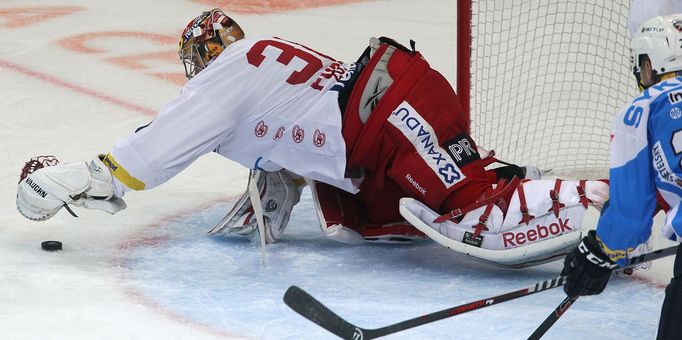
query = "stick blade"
xmin=284 ymin=286 xmax=367 ymax=339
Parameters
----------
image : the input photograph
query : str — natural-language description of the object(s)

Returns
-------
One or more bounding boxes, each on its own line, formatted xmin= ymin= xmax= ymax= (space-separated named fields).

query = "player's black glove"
xmin=561 ymin=230 xmax=618 ymax=297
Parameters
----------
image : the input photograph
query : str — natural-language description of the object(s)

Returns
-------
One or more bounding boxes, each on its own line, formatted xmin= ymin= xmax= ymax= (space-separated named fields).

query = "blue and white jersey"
xmin=598 ymin=77 xmax=682 ymax=265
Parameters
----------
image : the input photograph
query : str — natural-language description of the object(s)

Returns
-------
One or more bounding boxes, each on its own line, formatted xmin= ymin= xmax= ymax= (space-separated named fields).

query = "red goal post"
xmin=457 ymin=0 xmax=637 ymax=178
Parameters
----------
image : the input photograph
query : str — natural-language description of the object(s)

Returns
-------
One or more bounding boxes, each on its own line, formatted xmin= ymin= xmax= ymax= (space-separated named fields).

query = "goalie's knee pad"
xmin=208 ymin=169 xmax=303 ymax=243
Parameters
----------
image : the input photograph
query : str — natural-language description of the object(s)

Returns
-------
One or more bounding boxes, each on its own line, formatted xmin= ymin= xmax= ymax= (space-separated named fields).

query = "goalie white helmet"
xmin=631 ymin=14 xmax=682 ymax=88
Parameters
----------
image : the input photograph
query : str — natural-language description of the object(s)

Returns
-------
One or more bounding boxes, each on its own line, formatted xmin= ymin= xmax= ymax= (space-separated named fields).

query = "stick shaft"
xmin=528 ymin=243 xmax=680 ymax=339
xmin=285 ymin=277 xmax=565 ymax=339
xmin=286 ymin=244 xmax=679 ymax=339
xmin=248 ymin=171 xmax=267 ymax=266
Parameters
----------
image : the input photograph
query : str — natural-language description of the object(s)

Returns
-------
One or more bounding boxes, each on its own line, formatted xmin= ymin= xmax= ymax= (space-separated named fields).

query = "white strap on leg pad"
xmin=399 ymin=180 xmax=609 ymax=268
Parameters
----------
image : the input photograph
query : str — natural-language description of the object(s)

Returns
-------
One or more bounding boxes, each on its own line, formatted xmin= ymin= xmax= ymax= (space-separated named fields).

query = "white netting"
xmin=468 ymin=0 xmax=637 ymax=178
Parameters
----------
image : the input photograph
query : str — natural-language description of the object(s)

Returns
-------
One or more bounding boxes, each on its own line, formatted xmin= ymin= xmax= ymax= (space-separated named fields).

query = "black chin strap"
xmin=638 ymin=71 xmax=682 ymax=91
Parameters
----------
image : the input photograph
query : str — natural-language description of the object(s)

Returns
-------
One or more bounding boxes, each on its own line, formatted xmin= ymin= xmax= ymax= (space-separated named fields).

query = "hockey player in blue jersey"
xmin=560 ymin=14 xmax=682 ymax=338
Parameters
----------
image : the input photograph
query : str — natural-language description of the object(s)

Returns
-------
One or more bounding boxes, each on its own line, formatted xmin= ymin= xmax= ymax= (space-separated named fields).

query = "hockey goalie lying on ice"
xmin=15 ymin=8 xmax=609 ymax=269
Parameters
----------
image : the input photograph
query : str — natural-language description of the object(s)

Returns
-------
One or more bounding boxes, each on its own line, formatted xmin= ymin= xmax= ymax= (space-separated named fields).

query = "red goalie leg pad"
xmin=358 ymin=172 xmax=408 ymax=224
xmin=359 ymin=224 xmax=426 ymax=242
xmin=357 ymin=173 xmax=426 ymax=240
xmin=439 ymin=159 xmax=499 ymax=213
xmin=312 ymin=181 xmax=366 ymax=234
xmin=313 ymin=176 xmax=425 ymax=241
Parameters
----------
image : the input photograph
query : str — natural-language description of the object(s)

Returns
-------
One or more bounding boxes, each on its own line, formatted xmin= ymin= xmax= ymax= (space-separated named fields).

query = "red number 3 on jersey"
xmin=246 ymin=39 xmax=331 ymax=87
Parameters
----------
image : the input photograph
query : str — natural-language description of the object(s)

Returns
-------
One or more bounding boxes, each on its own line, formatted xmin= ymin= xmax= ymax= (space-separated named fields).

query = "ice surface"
xmin=0 ymin=0 xmax=673 ymax=339
xmin=118 ymin=190 xmax=666 ymax=339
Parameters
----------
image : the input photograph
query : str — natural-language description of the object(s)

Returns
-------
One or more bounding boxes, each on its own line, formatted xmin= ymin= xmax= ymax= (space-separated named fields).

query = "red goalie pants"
xmin=319 ymin=37 xmax=501 ymax=233
xmin=342 ymin=38 xmax=498 ymax=213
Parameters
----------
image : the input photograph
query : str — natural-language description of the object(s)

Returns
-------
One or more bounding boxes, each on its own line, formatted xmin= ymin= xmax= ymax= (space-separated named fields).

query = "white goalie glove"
xmin=16 ymin=155 xmax=127 ymax=221
xmin=208 ymin=169 xmax=304 ymax=243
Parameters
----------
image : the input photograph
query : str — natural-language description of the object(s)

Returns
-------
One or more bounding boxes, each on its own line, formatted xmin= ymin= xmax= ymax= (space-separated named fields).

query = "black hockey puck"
xmin=41 ymin=240 xmax=62 ymax=251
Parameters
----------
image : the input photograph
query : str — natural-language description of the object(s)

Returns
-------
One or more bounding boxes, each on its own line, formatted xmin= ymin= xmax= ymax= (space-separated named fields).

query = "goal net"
xmin=458 ymin=0 xmax=637 ymax=178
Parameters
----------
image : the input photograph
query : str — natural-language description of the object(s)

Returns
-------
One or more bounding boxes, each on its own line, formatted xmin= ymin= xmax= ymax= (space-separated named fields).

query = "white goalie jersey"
xmin=104 ymin=37 xmax=358 ymax=197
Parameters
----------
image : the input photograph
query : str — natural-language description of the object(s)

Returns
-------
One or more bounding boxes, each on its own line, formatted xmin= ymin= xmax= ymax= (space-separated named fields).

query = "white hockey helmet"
xmin=178 ymin=9 xmax=245 ymax=79
xmin=631 ymin=14 xmax=682 ymax=88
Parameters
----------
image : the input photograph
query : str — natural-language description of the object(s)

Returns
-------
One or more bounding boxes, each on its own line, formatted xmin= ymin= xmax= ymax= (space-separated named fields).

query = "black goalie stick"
xmin=284 ymin=243 xmax=679 ymax=340
xmin=527 ymin=243 xmax=680 ymax=340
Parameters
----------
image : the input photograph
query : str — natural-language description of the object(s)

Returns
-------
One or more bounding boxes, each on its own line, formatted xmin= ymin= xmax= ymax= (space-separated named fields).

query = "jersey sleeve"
xmin=104 ymin=40 xmax=256 ymax=195
xmin=105 ymin=88 xmax=235 ymax=194
xmin=596 ymin=98 xmax=657 ymax=266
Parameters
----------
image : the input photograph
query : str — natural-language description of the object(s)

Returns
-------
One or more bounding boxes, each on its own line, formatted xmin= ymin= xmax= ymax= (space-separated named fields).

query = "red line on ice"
xmin=0 ymin=59 xmax=157 ymax=116
xmin=115 ymin=196 xmax=247 ymax=339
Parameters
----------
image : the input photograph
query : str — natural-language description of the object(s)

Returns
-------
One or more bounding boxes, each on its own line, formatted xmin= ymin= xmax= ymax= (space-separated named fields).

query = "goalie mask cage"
xmin=457 ymin=0 xmax=637 ymax=178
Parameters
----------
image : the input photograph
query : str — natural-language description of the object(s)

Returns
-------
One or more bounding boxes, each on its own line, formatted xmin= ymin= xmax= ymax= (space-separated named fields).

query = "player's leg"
xmin=657 ymin=244 xmax=682 ymax=340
